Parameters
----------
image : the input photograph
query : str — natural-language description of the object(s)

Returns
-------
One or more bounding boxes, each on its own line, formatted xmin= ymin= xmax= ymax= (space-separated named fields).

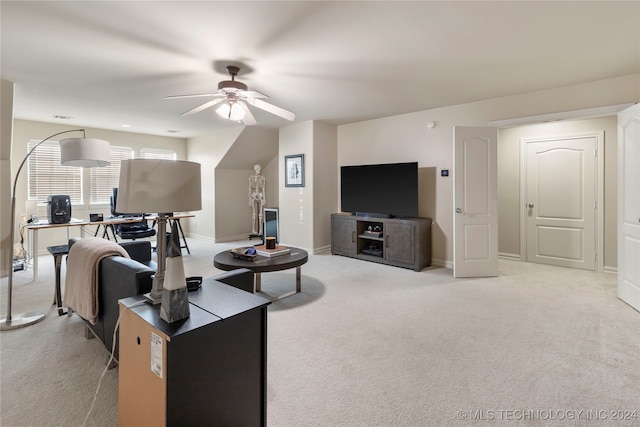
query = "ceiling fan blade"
xmin=165 ymin=93 xmax=220 ymax=99
xmin=241 ymin=104 xmax=257 ymax=125
xmin=250 ymin=98 xmax=295 ymax=121
xmin=239 ymin=90 xmax=268 ymax=99
xmin=180 ymin=97 xmax=226 ymax=116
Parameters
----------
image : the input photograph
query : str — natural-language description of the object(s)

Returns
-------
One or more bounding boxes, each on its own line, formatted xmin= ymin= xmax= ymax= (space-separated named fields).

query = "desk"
xmin=24 ymin=219 xmax=86 ymax=280
xmin=24 ymin=214 xmax=194 ymax=279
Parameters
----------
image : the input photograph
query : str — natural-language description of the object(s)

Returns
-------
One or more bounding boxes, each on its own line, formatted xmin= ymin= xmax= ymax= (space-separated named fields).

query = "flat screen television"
xmin=340 ymin=162 xmax=419 ymax=218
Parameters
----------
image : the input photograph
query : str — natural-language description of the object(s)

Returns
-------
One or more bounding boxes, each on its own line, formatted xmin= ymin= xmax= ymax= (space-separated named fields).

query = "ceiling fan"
xmin=165 ymin=65 xmax=295 ymax=125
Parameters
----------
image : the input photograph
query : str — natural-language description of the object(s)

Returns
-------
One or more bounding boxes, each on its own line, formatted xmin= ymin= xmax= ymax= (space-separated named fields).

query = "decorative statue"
xmin=249 ymin=164 xmax=266 ymax=237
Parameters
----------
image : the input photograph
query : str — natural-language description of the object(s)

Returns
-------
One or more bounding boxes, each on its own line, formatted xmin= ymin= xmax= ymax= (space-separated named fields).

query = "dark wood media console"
xmin=331 ymin=213 xmax=432 ymax=271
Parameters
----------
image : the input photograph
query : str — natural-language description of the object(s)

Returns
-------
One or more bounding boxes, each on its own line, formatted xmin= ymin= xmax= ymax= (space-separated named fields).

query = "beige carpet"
xmin=1 ymin=238 xmax=639 ymax=426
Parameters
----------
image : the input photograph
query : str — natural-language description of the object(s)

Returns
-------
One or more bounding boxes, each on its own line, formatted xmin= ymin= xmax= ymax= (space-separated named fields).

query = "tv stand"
xmin=356 ymin=212 xmax=391 ymax=219
xmin=331 ymin=213 xmax=431 ymax=271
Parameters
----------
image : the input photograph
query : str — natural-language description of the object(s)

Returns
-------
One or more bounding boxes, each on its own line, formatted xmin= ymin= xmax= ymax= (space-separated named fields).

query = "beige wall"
xmin=263 ymin=155 xmax=279 ymax=212
xmin=312 ymin=121 xmax=338 ymax=252
xmin=4 ymin=73 xmax=637 ymax=268
xmin=214 ymin=169 xmax=256 ymax=240
xmin=1 ymin=80 xmax=14 ymax=276
xmin=212 ymin=159 xmax=278 ymax=242
xmin=276 ymin=120 xmax=337 ymax=253
xmin=279 ymin=121 xmax=315 ymax=250
xmin=195 ymin=120 xmax=332 ymax=249
xmin=337 ymin=74 xmax=639 ymax=267
xmin=188 ymin=126 xmax=278 ymax=242
xmin=8 ymin=120 xmax=188 ymax=255
xmin=498 ymin=116 xmax=618 ymax=269
xmin=187 ymin=127 xmax=244 ymax=241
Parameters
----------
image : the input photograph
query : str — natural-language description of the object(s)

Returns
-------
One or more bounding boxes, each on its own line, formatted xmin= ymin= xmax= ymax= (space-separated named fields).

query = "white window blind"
xmin=27 ymin=140 xmax=82 ymax=204
xmin=140 ymin=148 xmax=177 ymax=160
xmin=91 ymin=146 xmax=134 ymax=204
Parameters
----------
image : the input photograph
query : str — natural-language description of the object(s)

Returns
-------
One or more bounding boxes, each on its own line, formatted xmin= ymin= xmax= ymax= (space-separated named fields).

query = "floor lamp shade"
xmin=60 ymin=138 xmax=111 ymax=167
xmin=117 ymin=159 xmax=202 ymax=214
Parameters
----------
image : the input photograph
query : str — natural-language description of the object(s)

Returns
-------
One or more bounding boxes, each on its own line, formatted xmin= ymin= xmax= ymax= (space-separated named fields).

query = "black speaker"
xmin=47 ymin=195 xmax=72 ymax=224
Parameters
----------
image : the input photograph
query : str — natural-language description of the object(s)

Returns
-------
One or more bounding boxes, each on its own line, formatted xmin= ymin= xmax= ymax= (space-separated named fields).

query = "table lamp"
xmin=1 ymin=129 xmax=110 ymax=331
xmin=117 ymin=159 xmax=201 ymax=322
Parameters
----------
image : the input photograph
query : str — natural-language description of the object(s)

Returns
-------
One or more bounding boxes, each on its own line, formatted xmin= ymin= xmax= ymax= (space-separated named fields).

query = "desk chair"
xmin=116 ymin=217 xmax=156 ymax=240
xmin=111 ymin=194 xmax=156 ymax=240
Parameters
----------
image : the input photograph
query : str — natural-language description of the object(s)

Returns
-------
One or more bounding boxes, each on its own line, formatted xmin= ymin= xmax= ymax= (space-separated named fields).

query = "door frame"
xmin=519 ymin=132 xmax=604 ymax=272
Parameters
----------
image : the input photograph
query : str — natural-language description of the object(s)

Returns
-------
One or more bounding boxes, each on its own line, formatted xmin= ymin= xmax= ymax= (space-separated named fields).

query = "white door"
xmin=453 ymin=126 xmax=498 ymax=278
xmin=524 ymin=135 xmax=599 ymax=270
xmin=618 ymin=104 xmax=640 ymax=312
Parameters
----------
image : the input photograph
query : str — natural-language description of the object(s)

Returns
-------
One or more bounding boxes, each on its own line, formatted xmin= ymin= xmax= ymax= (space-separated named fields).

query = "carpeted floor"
xmin=1 ymin=238 xmax=639 ymax=426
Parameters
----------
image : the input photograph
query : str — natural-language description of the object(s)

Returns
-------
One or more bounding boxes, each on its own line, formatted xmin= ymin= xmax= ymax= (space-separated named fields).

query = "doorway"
xmin=520 ymin=133 xmax=603 ymax=271
xmin=497 ymin=117 xmax=615 ymax=273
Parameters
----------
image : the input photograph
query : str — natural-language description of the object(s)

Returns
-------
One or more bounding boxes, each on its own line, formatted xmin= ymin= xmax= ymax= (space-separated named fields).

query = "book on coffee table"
xmin=255 ymin=245 xmax=291 ymax=258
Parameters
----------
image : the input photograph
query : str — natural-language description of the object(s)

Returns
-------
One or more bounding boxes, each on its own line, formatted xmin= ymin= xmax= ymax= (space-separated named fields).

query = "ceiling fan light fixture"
xmin=167 ymin=64 xmax=295 ymax=124
xmin=216 ymin=101 xmax=245 ymax=121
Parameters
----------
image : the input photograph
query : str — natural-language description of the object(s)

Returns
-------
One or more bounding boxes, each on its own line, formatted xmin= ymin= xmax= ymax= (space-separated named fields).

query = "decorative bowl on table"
xmin=230 ymin=247 xmax=257 ymax=261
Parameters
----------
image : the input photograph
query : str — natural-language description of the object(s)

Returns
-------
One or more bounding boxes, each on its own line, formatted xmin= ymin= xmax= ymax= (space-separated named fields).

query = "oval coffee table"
xmin=213 ymin=247 xmax=308 ymax=301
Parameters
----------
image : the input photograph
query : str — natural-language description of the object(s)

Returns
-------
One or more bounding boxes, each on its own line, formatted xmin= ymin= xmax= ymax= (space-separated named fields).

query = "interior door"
xmin=524 ymin=135 xmax=598 ymax=270
xmin=618 ymin=104 xmax=640 ymax=312
xmin=453 ymin=126 xmax=498 ymax=278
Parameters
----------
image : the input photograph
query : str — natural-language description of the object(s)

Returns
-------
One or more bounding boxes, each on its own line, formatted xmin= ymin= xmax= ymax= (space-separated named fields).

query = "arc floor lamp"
xmin=1 ymin=129 xmax=110 ymax=331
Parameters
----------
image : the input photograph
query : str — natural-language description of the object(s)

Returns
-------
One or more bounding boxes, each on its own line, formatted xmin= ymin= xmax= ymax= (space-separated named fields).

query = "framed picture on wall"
xmin=285 ymin=154 xmax=304 ymax=187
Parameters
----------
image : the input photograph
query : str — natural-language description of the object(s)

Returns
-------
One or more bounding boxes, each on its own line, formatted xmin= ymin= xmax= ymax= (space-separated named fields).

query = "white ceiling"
xmin=2 ymin=1 xmax=638 ymax=138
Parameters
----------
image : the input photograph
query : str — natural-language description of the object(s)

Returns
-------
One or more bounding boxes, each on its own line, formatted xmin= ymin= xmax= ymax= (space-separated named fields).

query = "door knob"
xmin=527 ymin=203 xmax=534 ymax=209
xmin=456 ymin=208 xmax=462 ymax=213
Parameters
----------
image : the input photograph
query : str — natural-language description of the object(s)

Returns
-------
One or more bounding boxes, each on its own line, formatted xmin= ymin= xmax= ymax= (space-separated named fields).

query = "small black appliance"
xmin=47 ymin=195 xmax=71 ymax=224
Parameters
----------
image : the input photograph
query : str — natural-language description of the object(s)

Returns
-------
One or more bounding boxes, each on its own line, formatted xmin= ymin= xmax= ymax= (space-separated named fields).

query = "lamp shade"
xmin=117 ymin=159 xmax=202 ymax=214
xmin=59 ymin=137 xmax=111 ymax=167
xmin=216 ymin=101 xmax=246 ymax=121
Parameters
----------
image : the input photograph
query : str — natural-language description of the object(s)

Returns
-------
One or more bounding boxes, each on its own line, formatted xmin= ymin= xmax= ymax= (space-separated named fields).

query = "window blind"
xmin=140 ymin=148 xmax=177 ymax=160
xmin=91 ymin=146 xmax=134 ymax=204
xmin=27 ymin=140 xmax=82 ymax=204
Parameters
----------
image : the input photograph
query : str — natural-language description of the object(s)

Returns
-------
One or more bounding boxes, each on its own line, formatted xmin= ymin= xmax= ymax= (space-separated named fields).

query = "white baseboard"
xmin=312 ymin=245 xmax=331 ymax=255
xmin=186 ymin=234 xmax=216 ymax=244
xmin=189 ymin=234 xmax=249 ymax=243
xmin=184 ymin=233 xmax=215 ymax=243
xmin=603 ymin=266 xmax=617 ymax=274
xmin=431 ymin=258 xmax=452 ymax=269
xmin=212 ymin=234 xmax=250 ymax=243
xmin=499 ymin=252 xmax=521 ymax=261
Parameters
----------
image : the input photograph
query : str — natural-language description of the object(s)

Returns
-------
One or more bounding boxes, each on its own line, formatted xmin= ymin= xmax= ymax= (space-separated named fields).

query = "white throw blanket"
xmin=64 ymin=237 xmax=130 ymax=325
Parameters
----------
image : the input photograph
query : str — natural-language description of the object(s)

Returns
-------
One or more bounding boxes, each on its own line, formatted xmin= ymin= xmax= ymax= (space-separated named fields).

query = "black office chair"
xmin=116 ymin=217 xmax=156 ymax=240
xmin=111 ymin=191 xmax=156 ymax=240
